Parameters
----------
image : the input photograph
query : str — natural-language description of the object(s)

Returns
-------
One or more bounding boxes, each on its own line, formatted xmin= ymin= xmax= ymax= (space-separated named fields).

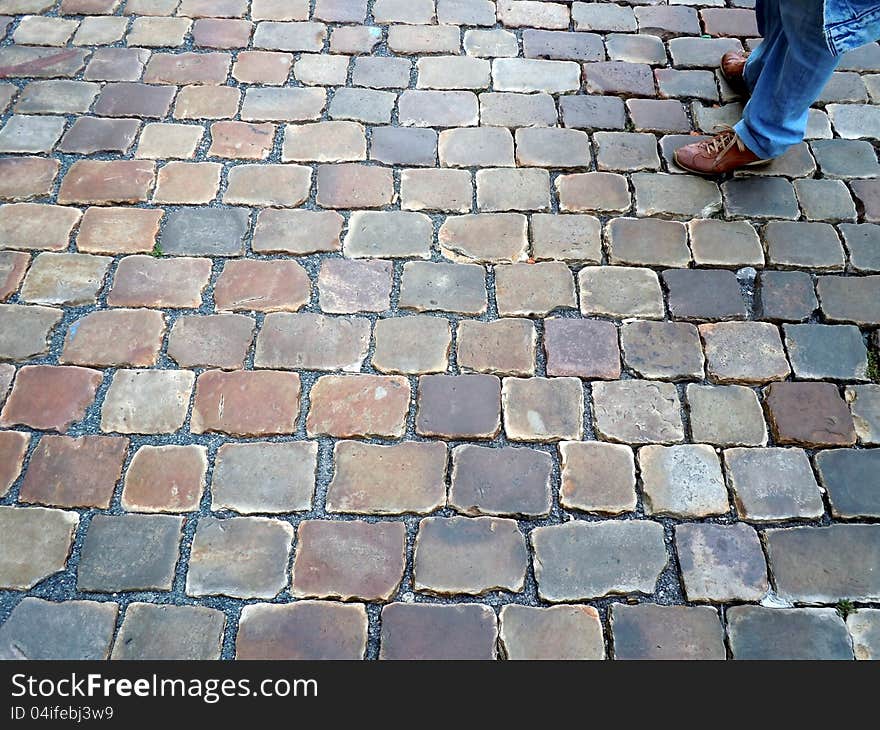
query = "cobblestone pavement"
xmin=0 ymin=0 xmax=879 ymax=661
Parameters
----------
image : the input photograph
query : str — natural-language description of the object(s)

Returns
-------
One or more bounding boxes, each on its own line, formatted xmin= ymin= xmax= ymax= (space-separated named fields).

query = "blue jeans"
xmin=734 ymin=0 xmax=841 ymax=159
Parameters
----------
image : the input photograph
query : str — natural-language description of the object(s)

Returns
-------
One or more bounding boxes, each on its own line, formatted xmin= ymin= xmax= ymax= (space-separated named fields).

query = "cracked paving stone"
xmin=784 ymin=323 xmax=868 ymax=381
xmin=764 ymin=381 xmax=856 ymax=447
xmin=559 ymin=441 xmax=637 ymax=515
xmin=61 ymin=309 xmax=166 ymax=368
xmin=639 ymin=444 xmax=729 ymax=518
xmin=414 ymin=516 xmax=527 ymax=596
xmin=307 ymin=374 xmax=410 ymax=438
xmin=255 ymin=312 xmax=370 ymax=372
xmin=621 ymin=321 xmax=704 ymax=381
xmin=0 ymin=598 xmax=117 ymax=661
xmin=0 ymin=304 xmax=62 ymax=360
xmin=0 ymin=506 xmax=78 ymax=590
xmin=417 ymin=374 xmax=501 ymax=439
xmin=0 ymin=365 xmax=102 ymax=432
xmin=727 ymin=606 xmax=853 ymax=660
xmin=192 ymin=370 xmax=301 ymax=437
xmin=815 ymin=449 xmax=880 ymax=519
xmin=326 ymin=440 xmax=447 ymax=515
xmin=212 ymin=441 xmax=317 ymax=514
xmin=379 ymin=603 xmax=498 ymax=660
xmin=78 ymin=514 xmax=183 ymax=593
xmin=499 ymin=605 xmax=605 ymax=660
xmin=531 ymin=520 xmax=668 ymax=601
xmin=502 ymin=376 xmax=584 ymax=442
xmin=847 ymin=384 xmax=880 ymax=445
xmin=121 ymin=445 xmax=207 ymax=514
xmin=611 ymin=604 xmax=726 ymax=660
xmin=214 ymin=259 xmax=311 ymax=313
xmin=0 ymin=431 xmax=28 ymax=498
xmin=187 ymin=516 xmax=294 ymax=600
xmin=700 ymin=322 xmax=790 ymax=384
xmin=457 ymin=319 xmax=536 ymax=376
xmin=112 ymin=604 xmax=225 ymax=661
xmin=675 ymin=522 xmax=768 ymax=603
xmin=544 ymin=318 xmax=620 ymax=379
xmin=439 ymin=213 xmax=528 ymax=263
xmin=687 ymin=384 xmax=767 ymax=447
xmin=292 ymin=520 xmax=406 ymax=602
xmin=101 ymin=369 xmax=194 ymax=435
xmin=372 ymin=316 xmax=451 ymax=374
xmin=449 ymin=444 xmax=552 ymax=518
xmin=592 ymin=380 xmax=684 ymax=444
xmin=237 ymin=601 xmax=368 ymax=660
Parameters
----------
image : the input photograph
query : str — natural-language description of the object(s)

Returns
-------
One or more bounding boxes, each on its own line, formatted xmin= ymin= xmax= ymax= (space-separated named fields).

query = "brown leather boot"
xmin=721 ymin=50 xmax=750 ymax=96
xmin=674 ymin=128 xmax=771 ymax=176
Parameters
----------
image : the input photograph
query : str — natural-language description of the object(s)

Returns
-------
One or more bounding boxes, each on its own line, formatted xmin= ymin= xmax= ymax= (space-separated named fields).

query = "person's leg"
xmin=735 ymin=0 xmax=840 ymax=159
xmin=741 ymin=0 xmax=784 ymax=91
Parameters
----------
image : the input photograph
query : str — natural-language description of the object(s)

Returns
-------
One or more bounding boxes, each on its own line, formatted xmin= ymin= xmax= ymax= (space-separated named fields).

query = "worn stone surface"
xmin=687 ymin=385 xmax=767 ymax=447
xmin=592 ymin=380 xmax=684 ymax=444
xmin=101 ymin=369 xmax=194 ymax=435
xmin=611 ymin=604 xmax=726 ymax=660
xmin=416 ymin=374 xmax=501 ymax=439
xmin=727 ymin=606 xmax=853 ymax=660
xmin=700 ymin=322 xmax=791 ymax=384
xmin=379 ymin=603 xmax=498 ymax=660
xmin=640 ymin=445 xmax=729 ymax=518
xmin=502 ymin=376 xmax=584 ymax=442
xmin=847 ymin=385 xmax=880 ymax=445
xmin=621 ymin=321 xmax=704 ymax=381
xmin=121 ymin=445 xmax=207 ymax=514
xmin=307 ymin=374 xmax=409 ymax=438
xmin=816 ymin=449 xmax=880 ymax=518
xmin=764 ymin=382 xmax=857 ymax=447
xmin=560 ymin=441 xmax=637 ymax=515
xmin=544 ymin=318 xmax=620 ymax=379
xmin=0 ymin=506 xmax=78 ymax=590
xmin=1 ymin=365 xmax=102 ymax=432
xmin=112 ymin=604 xmax=225 ymax=661
xmin=848 ymin=610 xmax=880 ymax=660
xmin=500 ymin=605 xmax=605 ymax=660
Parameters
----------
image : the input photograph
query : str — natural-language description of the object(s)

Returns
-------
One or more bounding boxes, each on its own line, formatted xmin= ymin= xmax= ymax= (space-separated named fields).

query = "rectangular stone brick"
xmin=0 ymin=203 xmax=81 ymax=251
xmin=61 ymin=309 xmax=165 ymax=368
xmin=379 ymin=603 xmax=498 ymax=660
xmin=58 ymin=160 xmax=156 ymax=205
xmin=108 ymin=256 xmax=212 ymax=309
xmin=214 ymin=259 xmax=311 ymax=312
xmin=0 ymin=506 xmax=78 ymax=590
xmin=306 ymin=374 xmax=410 ymax=438
xmin=416 ymin=374 xmax=501 ymax=439
xmin=1 ymin=365 xmax=102 ymax=433
xmin=255 ymin=312 xmax=371 ymax=371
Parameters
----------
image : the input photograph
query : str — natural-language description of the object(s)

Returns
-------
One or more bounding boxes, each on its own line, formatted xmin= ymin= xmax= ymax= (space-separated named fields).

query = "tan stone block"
xmin=122 ymin=445 xmax=207 ymax=513
xmin=306 ymin=374 xmax=410 ymax=438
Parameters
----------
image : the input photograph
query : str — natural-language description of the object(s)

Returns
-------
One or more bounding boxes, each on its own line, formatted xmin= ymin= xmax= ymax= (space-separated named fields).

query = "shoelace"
xmin=701 ymin=125 xmax=746 ymax=163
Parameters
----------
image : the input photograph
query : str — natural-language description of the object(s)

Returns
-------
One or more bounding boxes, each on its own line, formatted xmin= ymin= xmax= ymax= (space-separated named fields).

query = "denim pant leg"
xmin=742 ymin=0 xmax=785 ymax=90
xmin=735 ymin=0 xmax=841 ymax=159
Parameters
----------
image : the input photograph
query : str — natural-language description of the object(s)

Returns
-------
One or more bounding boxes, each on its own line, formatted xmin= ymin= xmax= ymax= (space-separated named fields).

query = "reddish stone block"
xmin=0 ymin=251 xmax=29 ymax=301
xmin=143 ymin=52 xmax=231 ymax=85
xmin=214 ymin=259 xmax=311 ymax=312
xmin=192 ymin=18 xmax=253 ymax=48
xmin=57 ymin=160 xmax=156 ymax=205
xmin=76 ymin=207 xmax=163 ymax=255
xmin=208 ymin=121 xmax=275 ymax=159
xmin=108 ymin=256 xmax=212 ymax=309
xmin=0 ymin=365 xmax=103 ymax=432
xmin=544 ymin=318 xmax=622 ymax=379
xmin=0 ymin=157 xmax=59 ymax=202
xmin=0 ymin=431 xmax=29 ymax=498
xmin=122 ymin=445 xmax=207 ymax=513
xmin=306 ymin=374 xmax=411 ymax=438
xmin=765 ymin=382 xmax=857 ymax=447
xmin=167 ymin=313 xmax=254 ymax=370
xmin=61 ymin=309 xmax=166 ymax=367
xmin=0 ymin=203 xmax=81 ymax=251
xmin=19 ymin=435 xmax=128 ymax=509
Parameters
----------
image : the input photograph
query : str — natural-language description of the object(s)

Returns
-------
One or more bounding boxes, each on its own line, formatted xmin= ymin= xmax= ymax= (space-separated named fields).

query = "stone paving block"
xmin=606 ymin=33 xmax=666 ymax=65
xmin=847 ymin=384 xmax=880 ymax=445
xmin=497 ymin=0 xmax=569 ymax=29
xmin=687 ymin=384 xmax=767 ymax=447
xmin=251 ymin=208 xmax=344 ymax=255
xmin=400 ymin=89 xmax=480 ymax=127
xmin=557 ymin=172 xmax=631 ymax=213
xmin=595 ymin=131 xmax=661 ymax=172
xmin=160 ymin=207 xmax=249 ymax=257
xmin=840 ymin=223 xmax=880 ymax=273
xmin=414 ymin=516 xmax=527 ymax=595
xmin=241 ymin=87 xmax=326 ymax=122
xmin=144 ymin=51 xmax=231 ymax=85
xmin=724 ymin=447 xmax=825 ymax=522
xmin=121 ymin=444 xmax=206 ymax=514
xmin=757 ymin=270 xmax=818 ymax=322
xmin=688 ymin=219 xmax=764 ymax=268
xmin=810 ymin=138 xmax=880 ymax=179
xmin=851 ymin=179 xmax=880 ymax=222
xmin=522 ymin=29 xmax=603 ymax=61
xmin=237 ymin=601 xmax=367 ymax=660
xmin=764 ymin=381 xmax=856 ymax=447
xmin=344 ymin=211 xmax=433 ymax=259
xmin=214 ymin=259 xmax=311 ymax=312
xmin=636 ymin=5 xmax=701 ymax=37
xmin=0 ymin=115 xmax=65 ymax=154
xmin=621 ymin=321 xmax=703 ymax=381
xmin=495 ymin=262 xmax=575 ymax=316
xmin=700 ymin=322 xmax=790 ymax=384
xmin=607 ymin=217 xmax=690 ymax=267
xmin=0 ymin=506 xmax=78 ymax=590
xmin=515 ymin=127 xmax=591 ymax=169
xmin=372 ymin=315 xmax=451 ymax=374
xmin=174 ymin=85 xmax=241 ymax=120
xmin=817 ymin=275 xmax=880 ymax=325
xmin=316 ymin=163 xmax=393 ymax=209
xmin=234 ymin=50 xmax=293 ymax=85
xmin=93 ymin=82 xmax=175 ymax=119
xmin=371 ymin=127 xmax=438 ymax=166
xmin=255 ymin=312 xmax=370 ymax=372
xmin=492 ymin=58 xmax=581 ymax=93
xmin=655 ymin=68 xmax=719 ymax=101
xmin=734 ymin=142 xmax=817 ymax=179
xmin=137 ymin=123 xmax=204 ymax=160
xmin=212 ymin=441 xmax=316 ymax=514
xmin=559 ymin=441 xmax=637 ymax=514
xmin=584 ymin=61 xmax=655 ymax=96
xmin=127 ymin=16 xmax=191 ymax=46
xmin=450 ymin=444 xmax=552 ymax=518
xmin=440 ymin=213 xmax=528 ymax=263
xmin=1 ymin=365 xmax=101 ymax=432
xmin=1 ymin=45 xmax=89 ymax=79
xmin=112 ymin=604 xmax=225 ymax=661
xmin=816 ymin=449 xmax=880 ymax=519
xmin=593 ymin=380 xmax=684 ymax=444
xmin=784 ymin=323 xmax=868 ymax=381
xmin=640 ymin=444 xmax=729 ymax=518
xmin=14 ymin=80 xmax=99 ymax=115
xmin=379 ymin=603 xmax=498 ymax=660
xmin=284 ymin=121 xmax=366 ymax=163
xmin=390 ymin=24 xmax=460 ymax=54
xmin=579 ymin=266 xmax=665 ymax=319
xmin=167 ymin=314 xmax=254 ymax=370
xmin=573 ymin=3 xmax=637 ymax=32
xmin=0 ymin=203 xmax=81 ymax=252
xmin=668 ymin=37 xmax=743 ymax=68
xmin=764 ymin=221 xmax=846 ymax=271
xmin=22 ymin=252 xmax=109 ymax=307
xmin=627 ymin=98 xmax=690 ymax=133
xmin=400 ymin=168 xmax=472 ymax=212
xmin=329 ymin=26 xmax=382 ymax=55
xmin=560 ymin=95 xmax=627 ymax=129
xmin=476 ymin=168 xmax=551 ymax=212
xmin=794 ymin=178 xmax=857 ymax=222
xmin=457 ymin=319 xmax=536 ymax=376
xmin=480 ymin=91 xmax=557 ymax=127
xmin=58 ymin=160 xmax=156 ymax=205
xmin=633 ymin=172 xmax=722 ymax=218
xmin=675 ymin=522 xmax=767 ymax=602
xmin=187 ymin=516 xmax=293 ymax=599
xmin=544 ymin=318 xmax=620 ymax=380
xmin=101 ymin=369 xmax=194 ymax=435
xmin=664 ymin=269 xmax=747 ymax=321
xmin=418 ymin=56 xmax=489 ymax=90
xmin=848 ymin=610 xmax=880 ymax=661
xmin=531 ymin=213 xmax=602 ymax=262
xmin=400 ymin=261 xmax=487 ymax=314
xmin=318 ymin=259 xmax=392 ymax=314
xmin=417 ymin=374 xmax=501 ymax=439
xmin=226 ymin=164 xmax=313 ymax=207
xmin=76 ymin=207 xmax=163 ymax=254
xmin=292 ymin=520 xmax=406 ymax=601
xmin=330 ymin=87 xmax=395 ymax=124
xmin=532 ymin=520 xmax=667 ymax=601
xmin=307 ymin=374 xmax=410 ymax=438
xmin=500 ymin=604 xmax=605 ymax=660
xmin=0 ymin=157 xmax=59 ymax=202
xmin=192 ymin=370 xmax=301 ymax=437
xmin=208 ymin=122 xmax=275 ymax=159
xmin=0 ymin=598 xmax=117 ymax=661
xmin=78 ymin=514 xmax=183 ymax=592
xmin=722 ymin=177 xmax=800 ymax=220
xmin=727 ymin=606 xmax=853 ymax=660
xmin=439 ymin=127 xmax=515 ymax=168
xmin=61 ymin=309 xmax=165 ymax=369
xmin=326 ymin=440 xmax=446 ymax=515
xmin=503 ymin=376 xmax=584 ymax=442
xmin=0 ymin=430 xmax=28 ymax=498
xmin=0 ymin=304 xmax=61 ymax=361
xmin=611 ymin=604 xmax=726 ymax=660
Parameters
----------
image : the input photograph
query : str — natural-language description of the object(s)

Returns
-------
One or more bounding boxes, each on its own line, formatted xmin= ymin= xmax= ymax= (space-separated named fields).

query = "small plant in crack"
xmin=867 ymin=348 xmax=880 ymax=383
xmin=836 ymin=599 xmax=857 ymax=619
xmin=151 ymin=242 xmax=164 ymax=258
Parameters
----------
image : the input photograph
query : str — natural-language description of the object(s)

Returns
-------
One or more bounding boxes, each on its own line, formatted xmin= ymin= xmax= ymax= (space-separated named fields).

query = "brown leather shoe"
xmin=721 ymin=50 xmax=750 ymax=96
xmin=674 ymin=128 xmax=771 ymax=176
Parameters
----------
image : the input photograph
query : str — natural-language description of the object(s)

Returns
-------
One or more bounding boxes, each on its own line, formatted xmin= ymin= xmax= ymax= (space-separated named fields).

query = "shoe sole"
xmin=672 ymin=149 xmax=773 ymax=177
